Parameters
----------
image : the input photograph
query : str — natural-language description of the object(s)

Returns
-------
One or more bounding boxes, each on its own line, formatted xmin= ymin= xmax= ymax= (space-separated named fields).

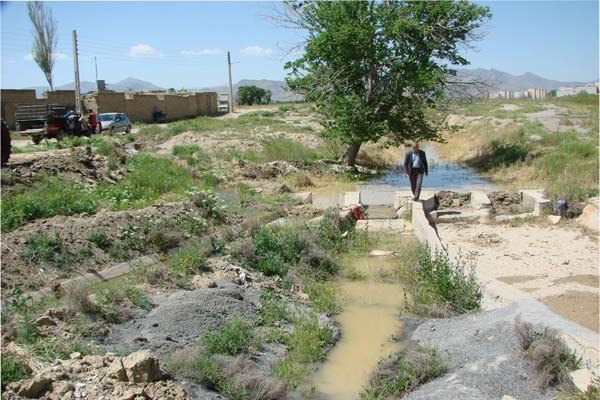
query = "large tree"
xmin=27 ymin=1 xmax=58 ymax=91
xmin=282 ymin=1 xmax=491 ymax=166
xmin=237 ymin=85 xmax=272 ymax=105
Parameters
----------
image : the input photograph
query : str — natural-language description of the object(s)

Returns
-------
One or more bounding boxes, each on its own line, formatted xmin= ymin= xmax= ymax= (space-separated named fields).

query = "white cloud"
xmin=240 ymin=45 xmax=273 ymax=56
xmin=24 ymin=52 xmax=69 ymax=61
xmin=181 ymin=49 xmax=225 ymax=56
xmin=128 ymin=44 xmax=161 ymax=57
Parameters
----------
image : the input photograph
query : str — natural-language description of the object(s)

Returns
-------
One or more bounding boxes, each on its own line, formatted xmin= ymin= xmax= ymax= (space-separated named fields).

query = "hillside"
xmin=193 ymin=79 xmax=304 ymax=103
xmin=456 ymin=68 xmax=590 ymax=91
xmin=28 ymin=78 xmax=162 ymax=97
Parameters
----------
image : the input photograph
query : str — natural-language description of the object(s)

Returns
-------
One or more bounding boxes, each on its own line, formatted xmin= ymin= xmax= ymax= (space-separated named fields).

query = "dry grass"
xmin=514 ymin=317 xmax=581 ymax=389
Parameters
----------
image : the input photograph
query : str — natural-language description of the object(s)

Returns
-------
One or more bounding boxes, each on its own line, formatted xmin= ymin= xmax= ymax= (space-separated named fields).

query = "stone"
xmin=46 ymin=307 xmax=67 ymax=320
xmin=17 ymin=376 xmax=52 ymax=398
xmin=570 ymin=368 xmax=594 ymax=393
xmin=69 ymin=352 xmax=82 ymax=360
xmin=501 ymin=396 xmax=517 ymax=400
xmin=191 ymin=275 xmax=218 ymax=289
xmin=291 ymin=191 xmax=312 ymax=204
xmin=520 ymin=190 xmax=551 ymax=215
xmin=396 ymin=205 xmax=410 ymax=218
xmin=547 ymin=215 xmax=561 ymax=225
xmin=343 ymin=191 xmax=361 ymax=207
xmin=470 ymin=190 xmax=492 ymax=210
xmin=106 ymin=359 xmax=127 ymax=381
xmin=577 ymin=197 xmax=599 ymax=231
xmin=35 ymin=315 xmax=57 ymax=327
xmin=369 ymin=250 xmax=397 ymax=257
xmin=121 ymin=350 xmax=162 ymax=383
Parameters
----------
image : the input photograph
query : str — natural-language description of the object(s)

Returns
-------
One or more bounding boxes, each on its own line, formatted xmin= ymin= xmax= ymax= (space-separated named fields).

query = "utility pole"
xmin=227 ymin=51 xmax=234 ymax=113
xmin=72 ymin=30 xmax=81 ymax=113
xmin=94 ymin=56 xmax=99 ymax=115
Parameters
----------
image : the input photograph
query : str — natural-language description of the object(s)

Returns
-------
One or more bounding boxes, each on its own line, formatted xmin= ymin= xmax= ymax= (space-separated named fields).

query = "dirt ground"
xmin=437 ymin=223 xmax=599 ymax=332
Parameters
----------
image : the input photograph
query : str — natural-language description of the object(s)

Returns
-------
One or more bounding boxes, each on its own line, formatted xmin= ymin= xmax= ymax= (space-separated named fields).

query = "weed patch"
xmin=203 ymin=319 xmax=255 ymax=356
xmin=1 ymin=352 xmax=32 ymax=384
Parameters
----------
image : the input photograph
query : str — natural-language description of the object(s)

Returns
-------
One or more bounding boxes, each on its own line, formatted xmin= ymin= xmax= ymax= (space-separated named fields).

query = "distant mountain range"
xmin=23 ymin=69 xmax=596 ymax=100
xmin=456 ymin=68 xmax=591 ymax=92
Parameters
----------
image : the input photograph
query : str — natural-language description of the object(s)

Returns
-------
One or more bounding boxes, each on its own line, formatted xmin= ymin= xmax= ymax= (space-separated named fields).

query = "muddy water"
xmin=312 ymin=246 xmax=405 ymax=399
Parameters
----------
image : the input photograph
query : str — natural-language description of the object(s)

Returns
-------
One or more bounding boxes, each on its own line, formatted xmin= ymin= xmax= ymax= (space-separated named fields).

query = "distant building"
xmin=527 ymin=88 xmax=546 ymax=99
xmin=556 ymin=82 xmax=599 ymax=97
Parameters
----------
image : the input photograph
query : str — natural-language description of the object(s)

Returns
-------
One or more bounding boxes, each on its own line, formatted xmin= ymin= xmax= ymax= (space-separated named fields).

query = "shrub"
xmin=260 ymin=291 xmax=290 ymax=326
xmin=514 ymin=317 xmax=581 ymax=389
xmin=191 ymin=189 xmax=227 ymax=222
xmin=86 ymin=230 xmax=112 ymax=250
xmin=1 ymin=352 xmax=32 ymax=384
xmin=304 ymin=282 xmax=340 ymax=314
xmin=407 ymin=249 xmax=482 ymax=316
xmin=169 ymin=245 xmax=208 ymax=274
xmin=203 ymin=319 xmax=254 ymax=356
xmin=361 ymin=345 xmax=447 ymax=399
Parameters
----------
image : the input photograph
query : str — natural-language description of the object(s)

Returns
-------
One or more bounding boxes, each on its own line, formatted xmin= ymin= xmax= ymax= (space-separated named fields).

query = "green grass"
xmin=1 ymin=353 xmax=32 ymax=384
xmin=244 ymin=137 xmax=331 ymax=163
xmin=304 ymin=281 xmax=341 ymax=314
xmin=169 ymin=244 xmax=209 ymax=274
xmin=406 ymin=248 xmax=482 ymax=317
xmin=19 ymin=232 xmax=65 ymax=265
xmin=203 ymin=319 xmax=255 ymax=356
xmin=360 ymin=345 xmax=447 ymax=399
xmin=10 ymin=135 xmax=106 ymax=154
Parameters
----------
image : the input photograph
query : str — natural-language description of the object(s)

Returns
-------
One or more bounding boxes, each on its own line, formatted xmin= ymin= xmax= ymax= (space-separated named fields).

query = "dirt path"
xmin=437 ymin=223 xmax=599 ymax=332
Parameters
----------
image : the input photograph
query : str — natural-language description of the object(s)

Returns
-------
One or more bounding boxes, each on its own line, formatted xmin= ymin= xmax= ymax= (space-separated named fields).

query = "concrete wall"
xmin=411 ymin=201 xmax=445 ymax=255
xmin=1 ymin=89 xmax=218 ymax=129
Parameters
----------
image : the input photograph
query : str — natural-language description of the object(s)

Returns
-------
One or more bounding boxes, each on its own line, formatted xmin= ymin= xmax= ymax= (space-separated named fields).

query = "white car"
xmin=99 ymin=112 xmax=132 ymax=134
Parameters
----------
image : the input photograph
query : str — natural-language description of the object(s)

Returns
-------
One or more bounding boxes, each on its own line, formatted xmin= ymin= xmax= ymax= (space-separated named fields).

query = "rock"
xmin=393 ymin=191 xmax=413 ymax=210
xmin=69 ymin=352 xmax=82 ymax=360
xmin=106 ymin=359 xmax=127 ymax=381
xmin=396 ymin=205 xmax=410 ymax=218
xmin=17 ymin=376 xmax=52 ymax=398
xmin=121 ymin=350 xmax=162 ymax=383
xmin=35 ymin=316 xmax=57 ymax=327
xmin=519 ymin=190 xmax=551 ymax=215
xmin=290 ymin=191 xmax=312 ymax=204
xmin=570 ymin=368 xmax=594 ymax=392
xmin=470 ymin=190 xmax=492 ymax=210
xmin=191 ymin=275 xmax=218 ymax=289
xmin=577 ymin=197 xmax=599 ymax=231
xmin=369 ymin=250 xmax=398 ymax=257
xmin=501 ymin=396 xmax=517 ymax=400
xmin=46 ymin=307 xmax=67 ymax=320
xmin=547 ymin=215 xmax=561 ymax=225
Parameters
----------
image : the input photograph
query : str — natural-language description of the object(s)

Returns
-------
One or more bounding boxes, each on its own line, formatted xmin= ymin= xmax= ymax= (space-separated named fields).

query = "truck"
xmin=14 ymin=103 xmax=89 ymax=144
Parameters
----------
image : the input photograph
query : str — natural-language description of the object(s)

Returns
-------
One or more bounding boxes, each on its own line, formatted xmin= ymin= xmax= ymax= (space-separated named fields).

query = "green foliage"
xmin=245 ymin=137 xmax=326 ymax=163
xmin=1 ymin=353 xmax=32 ymax=384
xmin=86 ymin=230 xmax=112 ymax=250
xmin=203 ymin=319 xmax=254 ymax=356
xmin=407 ymin=249 xmax=482 ymax=316
xmin=172 ymin=144 xmax=212 ymax=169
xmin=285 ymin=1 xmax=491 ymax=164
xmin=304 ymin=281 xmax=341 ymax=314
xmin=169 ymin=244 xmax=208 ymax=274
xmin=1 ymin=176 xmax=97 ymax=232
xmin=191 ymin=189 xmax=227 ymax=222
xmin=250 ymin=226 xmax=306 ymax=277
xmin=361 ymin=345 xmax=447 ymax=399
xmin=470 ymin=140 xmax=532 ymax=171
xmin=260 ymin=291 xmax=290 ymax=326
xmin=20 ymin=232 xmax=65 ymax=265
xmin=237 ymin=85 xmax=272 ymax=105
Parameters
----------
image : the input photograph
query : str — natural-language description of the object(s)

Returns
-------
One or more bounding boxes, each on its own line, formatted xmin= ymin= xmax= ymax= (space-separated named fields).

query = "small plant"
xmin=1 ymin=352 xmax=32 ymax=385
xmin=191 ymin=188 xmax=227 ymax=222
xmin=203 ymin=319 xmax=254 ymax=356
xmin=86 ymin=230 xmax=112 ymax=250
xmin=304 ymin=281 xmax=341 ymax=314
xmin=20 ymin=232 xmax=65 ymax=265
xmin=169 ymin=244 xmax=208 ymax=274
xmin=514 ymin=317 xmax=582 ymax=389
xmin=361 ymin=345 xmax=447 ymax=399
xmin=407 ymin=248 xmax=482 ymax=316
xmin=260 ymin=291 xmax=290 ymax=326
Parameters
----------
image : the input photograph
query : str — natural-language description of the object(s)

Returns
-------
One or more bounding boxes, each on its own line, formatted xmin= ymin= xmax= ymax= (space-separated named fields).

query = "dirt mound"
xmin=104 ymin=286 xmax=260 ymax=359
xmin=1 ymin=146 xmax=128 ymax=191
xmin=1 ymin=202 xmax=207 ymax=294
xmin=2 ymin=350 xmax=186 ymax=400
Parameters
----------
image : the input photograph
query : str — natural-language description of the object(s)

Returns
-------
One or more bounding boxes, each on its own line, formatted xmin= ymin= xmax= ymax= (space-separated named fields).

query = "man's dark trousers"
xmin=409 ymin=168 xmax=424 ymax=200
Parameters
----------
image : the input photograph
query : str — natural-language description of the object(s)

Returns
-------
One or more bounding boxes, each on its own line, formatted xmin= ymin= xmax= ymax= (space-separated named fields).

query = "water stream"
xmin=311 ymin=238 xmax=406 ymax=399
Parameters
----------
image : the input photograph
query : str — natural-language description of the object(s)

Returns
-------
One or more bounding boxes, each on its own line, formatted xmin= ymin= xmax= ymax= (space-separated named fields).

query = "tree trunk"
xmin=342 ymin=142 xmax=362 ymax=167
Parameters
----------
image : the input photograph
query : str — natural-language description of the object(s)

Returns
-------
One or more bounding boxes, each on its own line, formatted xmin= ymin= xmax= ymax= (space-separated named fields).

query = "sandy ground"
xmin=524 ymin=104 xmax=589 ymax=133
xmin=437 ymin=223 xmax=599 ymax=332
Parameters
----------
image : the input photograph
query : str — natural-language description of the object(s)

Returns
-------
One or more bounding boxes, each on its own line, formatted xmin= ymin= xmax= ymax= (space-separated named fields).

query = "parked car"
xmin=99 ymin=113 xmax=132 ymax=134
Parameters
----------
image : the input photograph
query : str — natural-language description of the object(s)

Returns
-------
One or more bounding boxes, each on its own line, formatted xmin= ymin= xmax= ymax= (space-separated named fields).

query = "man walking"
xmin=404 ymin=142 xmax=428 ymax=201
xmin=88 ymin=109 xmax=97 ymax=135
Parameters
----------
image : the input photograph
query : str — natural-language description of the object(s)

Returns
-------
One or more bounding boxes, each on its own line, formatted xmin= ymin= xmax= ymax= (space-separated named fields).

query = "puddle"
xmin=311 ymin=238 xmax=406 ymax=399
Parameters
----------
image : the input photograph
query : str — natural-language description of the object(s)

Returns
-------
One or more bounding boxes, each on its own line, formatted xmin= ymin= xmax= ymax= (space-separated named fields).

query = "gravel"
xmin=401 ymin=299 xmax=568 ymax=400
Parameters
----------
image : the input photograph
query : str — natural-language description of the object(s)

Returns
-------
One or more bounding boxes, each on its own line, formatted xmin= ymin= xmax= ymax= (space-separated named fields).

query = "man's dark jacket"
xmin=404 ymin=150 xmax=428 ymax=175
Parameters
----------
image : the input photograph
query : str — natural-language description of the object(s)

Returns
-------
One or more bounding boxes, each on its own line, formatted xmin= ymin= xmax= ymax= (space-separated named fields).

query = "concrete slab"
xmin=470 ymin=190 xmax=491 ymax=210
xmin=420 ymin=190 xmax=436 ymax=212
xmin=411 ymin=201 xmax=444 ymax=254
xmin=344 ymin=191 xmax=361 ymax=207
xmin=433 ymin=209 xmax=489 ymax=224
xmin=393 ymin=191 xmax=413 ymax=210
xmin=520 ymin=189 xmax=551 ymax=215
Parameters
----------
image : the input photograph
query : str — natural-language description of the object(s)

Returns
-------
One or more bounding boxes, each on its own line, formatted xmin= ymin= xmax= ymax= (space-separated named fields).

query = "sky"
xmin=1 ymin=1 xmax=598 ymax=90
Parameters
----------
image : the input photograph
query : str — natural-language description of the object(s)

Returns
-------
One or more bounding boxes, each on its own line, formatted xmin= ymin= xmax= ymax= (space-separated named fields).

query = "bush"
xmin=203 ymin=319 xmax=254 ymax=356
xmin=361 ymin=345 xmax=447 ymax=399
xmin=260 ymin=291 xmax=290 ymax=326
xmin=407 ymin=249 xmax=482 ymax=316
xmin=1 ymin=352 xmax=32 ymax=384
xmin=169 ymin=245 xmax=208 ymax=274
xmin=20 ymin=232 xmax=65 ymax=265
xmin=304 ymin=282 xmax=340 ymax=314
xmin=514 ymin=317 xmax=581 ymax=389
xmin=191 ymin=189 xmax=227 ymax=222
xmin=86 ymin=230 xmax=112 ymax=250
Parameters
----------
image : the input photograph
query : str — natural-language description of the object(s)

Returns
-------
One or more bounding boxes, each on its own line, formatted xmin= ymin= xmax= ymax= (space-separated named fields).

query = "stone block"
xmin=291 ymin=192 xmax=312 ymax=204
xmin=344 ymin=191 xmax=361 ymax=207
xmin=577 ymin=197 xmax=599 ymax=231
xmin=393 ymin=191 xmax=413 ymax=210
xmin=520 ymin=190 xmax=551 ymax=215
xmin=470 ymin=190 xmax=491 ymax=210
